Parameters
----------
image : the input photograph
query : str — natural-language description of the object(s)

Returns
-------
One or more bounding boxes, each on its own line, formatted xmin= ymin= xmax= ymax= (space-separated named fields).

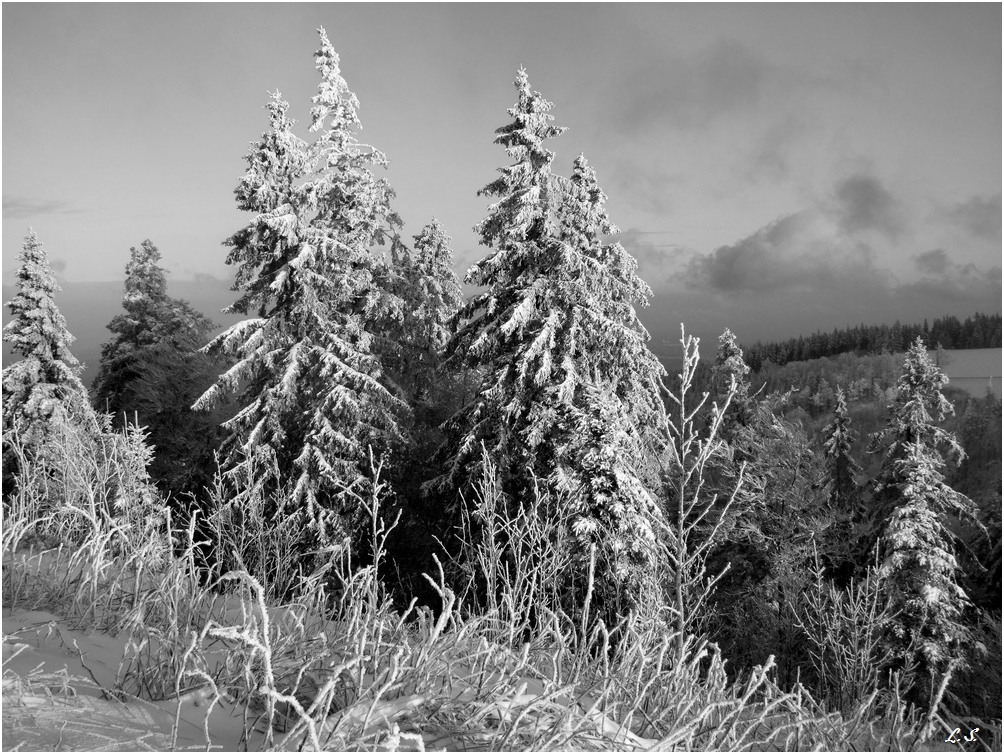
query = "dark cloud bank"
xmin=623 ymin=175 xmax=1002 ymax=356
xmin=941 ymin=193 xmax=1002 ymax=243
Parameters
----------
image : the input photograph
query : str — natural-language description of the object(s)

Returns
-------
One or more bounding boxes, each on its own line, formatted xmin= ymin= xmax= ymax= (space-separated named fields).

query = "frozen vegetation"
xmin=3 ymin=27 xmax=1000 ymax=752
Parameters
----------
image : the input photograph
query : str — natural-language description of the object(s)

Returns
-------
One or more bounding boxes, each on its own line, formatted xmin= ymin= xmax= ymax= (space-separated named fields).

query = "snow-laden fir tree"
xmin=98 ymin=240 xmax=213 ymax=356
xmin=2 ymin=229 xmax=97 ymax=456
xmin=550 ymin=154 xmax=671 ymax=614
xmin=822 ymin=387 xmax=862 ymax=512
xmin=815 ymin=386 xmax=865 ymax=583
xmin=701 ymin=330 xmax=823 ymax=680
xmin=408 ymin=218 xmax=464 ymax=357
xmin=93 ymin=239 xmax=223 ymax=499
xmin=711 ymin=328 xmax=754 ymax=430
xmin=869 ymin=338 xmax=983 ymax=685
xmin=436 ymin=68 xmax=568 ymax=491
xmin=437 ymin=70 xmax=669 ymax=617
xmin=94 ymin=240 xmax=215 ymax=410
xmin=195 ymin=29 xmax=408 ymax=549
xmin=380 ymin=218 xmax=463 ymax=405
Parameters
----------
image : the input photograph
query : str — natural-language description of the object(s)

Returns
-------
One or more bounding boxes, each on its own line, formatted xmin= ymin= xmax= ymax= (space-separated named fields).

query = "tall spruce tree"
xmin=382 ymin=218 xmax=463 ymax=405
xmin=94 ymin=240 xmax=213 ymax=371
xmin=816 ymin=386 xmax=865 ymax=583
xmin=436 ymin=68 xmax=568 ymax=492
xmin=409 ymin=218 xmax=463 ymax=357
xmin=711 ymin=328 xmax=754 ymax=431
xmin=194 ymin=29 xmax=408 ymax=549
xmin=437 ymin=71 xmax=668 ymax=616
xmin=822 ymin=387 xmax=862 ymax=512
xmin=702 ymin=329 xmax=823 ymax=681
xmin=3 ymin=229 xmax=96 ymax=448
xmin=93 ymin=240 xmax=224 ymax=500
xmin=551 ymin=154 xmax=670 ymax=614
xmin=869 ymin=338 xmax=982 ymax=685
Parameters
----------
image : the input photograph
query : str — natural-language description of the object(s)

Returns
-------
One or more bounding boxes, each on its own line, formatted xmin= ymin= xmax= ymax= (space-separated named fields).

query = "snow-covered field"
xmin=0 ymin=426 xmax=984 ymax=752
xmin=3 ymin=608 xmax=253 ymax=751
xmin=2 ymin=541 xmax=970 ymax=752
xmin=938 ymin=348 xmax=1002 ymax=397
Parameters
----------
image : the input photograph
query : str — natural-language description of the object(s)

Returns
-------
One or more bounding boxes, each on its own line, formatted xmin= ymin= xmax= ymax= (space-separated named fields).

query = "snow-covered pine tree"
xmin=437 ymin=69 xmax=668 ymax=617
xmin=551 ymin=154 xmax=670 ymax=616
xmin=93 ymin=240 xmax=215 ymax=410
xmin=409 ymin=218 xmax=463 ymax=357
xmin=91 ymin=240 xmax=224 ymax=500
xmin=102 ymin=241 xmax=212 ymax=353
xmin=194 ymin=29 xmax=408 ymax=550
xmin=380 ymin=218 xmax=463 ymax=405
xmin=869 ymin=338 xmax=983 ymax=684
xmin=822 ymin=387 xmax=862 ymax=512
xmin=2 ymin=229 xmax=97 ymax=454
xmin=702 ymin=329 xmax=822 ymax=681
xmin=711 ymin=328 xmax=754 ymax=430
xmin=814 ymin=386 xmax=866 ymax=583
xmin=436 ymin=68 xmax=568 ymax=492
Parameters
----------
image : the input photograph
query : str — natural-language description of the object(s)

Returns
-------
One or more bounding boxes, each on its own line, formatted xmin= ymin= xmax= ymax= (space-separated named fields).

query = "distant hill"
xmin=743 ymin=312 xmax=1002 ymax=371
xmin=1 ymin=276 xmax=242 ymax=387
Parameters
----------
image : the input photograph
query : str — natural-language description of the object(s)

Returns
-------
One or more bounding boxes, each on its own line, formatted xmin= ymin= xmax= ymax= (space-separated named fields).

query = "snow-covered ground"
xmin=3 ymin=607 xmax=258 ymax=751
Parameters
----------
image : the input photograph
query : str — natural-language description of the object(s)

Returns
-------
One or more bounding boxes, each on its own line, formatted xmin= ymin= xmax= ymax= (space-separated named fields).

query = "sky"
xmin=2 ymin=3 xmax=1001 ymax=370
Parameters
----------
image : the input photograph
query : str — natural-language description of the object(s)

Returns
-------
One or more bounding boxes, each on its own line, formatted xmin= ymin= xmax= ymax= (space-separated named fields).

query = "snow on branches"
xmin=2 ymin=229 xmax=96 ymax=450
xmin=437 ymin=70 xmax=669 ymax=615
xmin=871 ymin=338 xmax=984 ymax=674
xmin=194 ymin=29 xmax=410 ymax=549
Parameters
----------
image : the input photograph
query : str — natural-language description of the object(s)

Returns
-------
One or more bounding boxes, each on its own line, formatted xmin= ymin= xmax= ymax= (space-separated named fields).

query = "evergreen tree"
xmin=94 ymin=240 xmax=213 ymax=376
xmin=711 ymin=329 xmax=754 ymax=430
xmin=869 ymin=338 xmax=982 ymax=686
xmin=384 ymin=218 xmax=463 ymax=405
xmin=822 ymin=388 xmax=862 ymax=511
xmin=435 ymin=68 xmax=568 ymax=491
xmin=2 ymin=229 xmax=97 ymax=453
xmin=702 ymin=330 xmax=823 ymax=682
xmin=436 ymin=71 xmax=668 ymax=617
xmin=195 ymin=29 xmax=408 ymax=550
xmin=409 ymin=218 xmax=463 ymax=356
xmin=91 ymin=240 xmax=223 ymax=500
xmin=817 ymin=386 xmax=864 ymax=584
xmin=552 ymin=154 xmax=670 ymax=614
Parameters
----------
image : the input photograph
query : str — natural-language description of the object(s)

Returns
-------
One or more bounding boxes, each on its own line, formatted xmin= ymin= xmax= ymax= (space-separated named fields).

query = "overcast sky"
xmin=3 ymin=3 xmax=1001 ymax=361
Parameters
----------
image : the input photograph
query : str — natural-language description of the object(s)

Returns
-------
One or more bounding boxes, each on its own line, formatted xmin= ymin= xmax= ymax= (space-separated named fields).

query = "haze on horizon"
xmin=2 ymin=4 xmax=1001 ymax=363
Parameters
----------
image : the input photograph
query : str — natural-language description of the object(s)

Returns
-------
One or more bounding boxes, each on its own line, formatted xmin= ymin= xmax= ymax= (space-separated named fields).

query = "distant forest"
xmin=744 ymin=311 xmax=1002 ymax=372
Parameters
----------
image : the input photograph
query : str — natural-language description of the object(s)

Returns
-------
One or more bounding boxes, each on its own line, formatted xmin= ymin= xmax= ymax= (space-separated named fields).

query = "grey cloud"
xmin=666 ymin=205 xmax=1000 ymax=349
xmin=743 ymin=116 xmax=807 ymax=183
xmin=831 ymin=174 xmax=903 ymax=239
xmin=682 ymin=211 xmax=878 ymax=293
xmin=617 ymin=228 xmax=695 ymax=286
xmin=943 ymin=193 xmax=1001 ymax=242
xmin=50 ymin=258 xmax=68 ymax=275
xmin=899 ymin=263 xmax=1002 ymax=306
xmin=910 ymin=247 xmax=1001 ymax=303
xmin=609 ymin=38 xmax=850 ymax=138
xmin=2 ymin=196 xmax=82 ymax=218
xmin=913 ymin=249 xmax=950 ymax=276
xmin=649 ymin=265 xmax=1001 ymax=354
xmin=615 ymin=40 xmax=766 ymax=132
xmin=606 ymin=158 xmax=685 ymax=216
